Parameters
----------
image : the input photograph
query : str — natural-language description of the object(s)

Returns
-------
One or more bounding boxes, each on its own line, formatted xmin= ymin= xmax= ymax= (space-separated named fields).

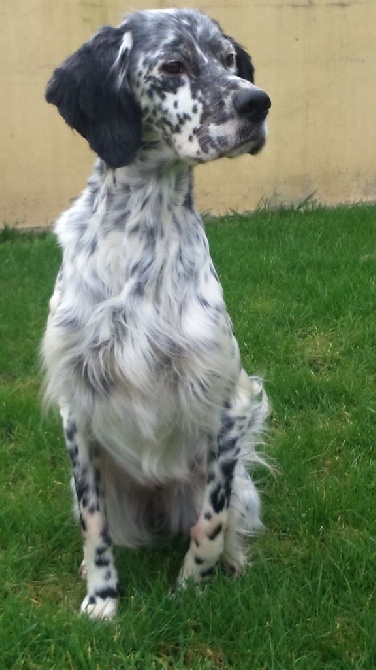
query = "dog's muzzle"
xmin=233 ymin=88 xmax=271 ymax=124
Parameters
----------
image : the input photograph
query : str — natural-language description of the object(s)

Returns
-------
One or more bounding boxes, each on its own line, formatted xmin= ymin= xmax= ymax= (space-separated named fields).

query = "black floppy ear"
xmin=46 ymin=26 xmax=142 ymax=168
xmin=227 ymin=38 xmax=255 ymax=84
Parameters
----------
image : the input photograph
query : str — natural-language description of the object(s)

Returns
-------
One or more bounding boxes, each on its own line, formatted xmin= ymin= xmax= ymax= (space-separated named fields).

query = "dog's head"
xmin=46 ymin=9 xmax=270 ymax=168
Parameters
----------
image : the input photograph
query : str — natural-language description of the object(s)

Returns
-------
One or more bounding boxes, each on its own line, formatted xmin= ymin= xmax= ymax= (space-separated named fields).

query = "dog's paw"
xmin=177 ymin=553 xmax=216 ymax=589
xmin=80 ymin=594 xmax=118 ymax=620
xmin=221 ymin=554 xmax=247 ymax=578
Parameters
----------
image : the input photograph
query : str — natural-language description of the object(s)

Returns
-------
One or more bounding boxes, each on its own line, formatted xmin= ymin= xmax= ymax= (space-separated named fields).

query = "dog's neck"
xmin=93 ymin=140 xmax=195 ymax=216
xmin=87 ymin=148 xmax=197 ymax=242
xmin=72 ymin=146 xmax=205 ymax=298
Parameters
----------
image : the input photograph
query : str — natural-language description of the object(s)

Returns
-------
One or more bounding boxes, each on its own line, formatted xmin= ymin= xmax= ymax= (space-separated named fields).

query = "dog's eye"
xmin=160 ymin=61 xmax=186 ymax=75
xmin=225 ymin=53 xmax=236 ymax=69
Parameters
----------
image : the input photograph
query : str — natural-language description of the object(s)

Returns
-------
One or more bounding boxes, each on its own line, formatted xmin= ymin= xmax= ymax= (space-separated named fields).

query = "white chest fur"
xmin=43 ymin=161 xmax=241 ymax=482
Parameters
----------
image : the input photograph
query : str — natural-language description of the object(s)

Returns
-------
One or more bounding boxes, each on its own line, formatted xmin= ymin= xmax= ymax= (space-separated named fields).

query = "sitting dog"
xmin=42 ymin=8 xmax=271 ymax=619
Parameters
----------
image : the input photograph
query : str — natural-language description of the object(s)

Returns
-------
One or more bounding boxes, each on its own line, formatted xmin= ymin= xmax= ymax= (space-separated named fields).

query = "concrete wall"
xmin=1 ymin=0 xmax=375 ymax=227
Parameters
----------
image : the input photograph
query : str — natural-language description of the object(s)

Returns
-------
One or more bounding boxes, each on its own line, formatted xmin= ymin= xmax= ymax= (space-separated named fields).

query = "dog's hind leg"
xmin=178 ymin=371 xmax=267 ymax=585
xmin=60 ymin=403 xmax=119 ymax=619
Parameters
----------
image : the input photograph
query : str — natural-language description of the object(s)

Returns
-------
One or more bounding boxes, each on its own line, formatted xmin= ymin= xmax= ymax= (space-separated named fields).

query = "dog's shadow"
xmin=113 ymin=535 xmax=190 ymax=598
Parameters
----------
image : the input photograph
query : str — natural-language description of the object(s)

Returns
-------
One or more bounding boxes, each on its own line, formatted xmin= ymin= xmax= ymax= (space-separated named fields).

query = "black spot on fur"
xmin=183 ymin=190 xmax=193 ymax=209
xmin=221 ymin=459 xmax=236 ymax=480
xmin=96 ymin=545 xmax=108 ymax=557
xmin=132 ymin=281 xmax=144 ymax=297
xmin=194 ymin=555 xmax=204 ymax=565
xmin=201 ymin=566 xmax=215 ymax=578
xmin=198 ymin=295 xmax=210 ymax=309
xmin=95 ymin=586 xmax=118 ymax=600
xmin=75 ymin=479 xmax=89 ymax=503
xmin=219 ymin=437 xmax=238 ymax=454
xmin=220 ymin=416 xmax=235 ymax=433
xmin=64 ymin=422 xmax=77 ymax=443
xmin=67 ymin=444 xmax=78 ymax=467
xmin=95 ymin=554 xmax=110 ymax=568
xmin=101 ymin=528 xmax=113 ymax=547
xmin=210 ymin=483 xmax=226 ymax=513
xmin=208 ymin=522 xmax=222 ymax=541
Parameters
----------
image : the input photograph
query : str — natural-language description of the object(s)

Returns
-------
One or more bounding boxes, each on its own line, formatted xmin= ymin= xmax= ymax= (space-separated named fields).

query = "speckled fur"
xmin=42 ymin=8 xmax=271 ymax=620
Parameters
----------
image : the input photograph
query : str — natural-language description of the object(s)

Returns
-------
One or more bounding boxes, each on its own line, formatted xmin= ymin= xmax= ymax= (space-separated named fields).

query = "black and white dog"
xmin=42 ymin=8 xmax=271 ymax=619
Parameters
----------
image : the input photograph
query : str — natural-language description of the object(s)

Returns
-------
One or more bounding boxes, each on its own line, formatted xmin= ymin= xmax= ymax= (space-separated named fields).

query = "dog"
xmin=42 ymin=8 xmax=271 ymax=620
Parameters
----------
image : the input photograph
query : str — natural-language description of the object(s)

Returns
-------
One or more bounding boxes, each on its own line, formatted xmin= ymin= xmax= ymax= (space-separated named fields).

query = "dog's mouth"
xmin=231 ymin=137 xmax=264 ymax=155
xmin=221 ymin=129 xmax=267 ymax=159
xmin=194 ymin=117 xmax=267 ymax=160
xmin=245 ymin=135 xmax=266 ymax=155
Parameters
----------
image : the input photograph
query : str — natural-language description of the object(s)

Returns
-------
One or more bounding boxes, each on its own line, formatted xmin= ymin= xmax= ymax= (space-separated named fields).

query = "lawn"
xmin=0 ymin=205 xmax=375 ymax=669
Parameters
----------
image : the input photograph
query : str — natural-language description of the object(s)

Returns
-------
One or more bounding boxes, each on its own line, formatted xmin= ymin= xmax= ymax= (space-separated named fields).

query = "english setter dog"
xmin=42 ymin=8 xmax=271 ymax=620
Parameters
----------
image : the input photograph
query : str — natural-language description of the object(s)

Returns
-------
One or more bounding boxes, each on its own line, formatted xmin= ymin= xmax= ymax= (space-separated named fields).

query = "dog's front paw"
xmin=177 ymin=514 xmax=225 ymax=587
xmin=80 ymin=592 xmax=118 ymax=620
xmin=221 ymin=553 xmax=247 ymax=578
xmin=177 ymin=552 xmax=216 ymax=589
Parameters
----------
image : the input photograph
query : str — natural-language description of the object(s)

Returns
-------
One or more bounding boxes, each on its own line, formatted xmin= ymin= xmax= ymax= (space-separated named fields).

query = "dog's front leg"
xmin=178 ymin=371 xmax=266 ymax=586
xmin=178 ymin=411 xmax=243 ymax=585
xmin=61 ymin=404 xmax=119 ymax=619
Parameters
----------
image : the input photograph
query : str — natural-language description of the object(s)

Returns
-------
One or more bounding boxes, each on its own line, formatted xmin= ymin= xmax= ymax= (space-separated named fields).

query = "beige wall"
xmin=1 ymin=0 xmax=375 ymax=227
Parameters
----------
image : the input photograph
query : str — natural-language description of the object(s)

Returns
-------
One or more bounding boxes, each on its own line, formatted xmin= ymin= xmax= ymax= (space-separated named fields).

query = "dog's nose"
xmin=233 ymin=88 xmax=271 ymax=123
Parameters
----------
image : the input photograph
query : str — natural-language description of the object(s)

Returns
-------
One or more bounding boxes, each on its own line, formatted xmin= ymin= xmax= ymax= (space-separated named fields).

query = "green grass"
xmin=0 ymin=206 xmax=375 ymax=669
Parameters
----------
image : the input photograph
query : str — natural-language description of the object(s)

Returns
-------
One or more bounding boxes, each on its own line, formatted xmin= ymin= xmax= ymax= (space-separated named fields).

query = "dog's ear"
xmin=46 ymin=26 xmax=142 ymax=168
xmin=226 ymin=38 xmax=255 ymax=84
